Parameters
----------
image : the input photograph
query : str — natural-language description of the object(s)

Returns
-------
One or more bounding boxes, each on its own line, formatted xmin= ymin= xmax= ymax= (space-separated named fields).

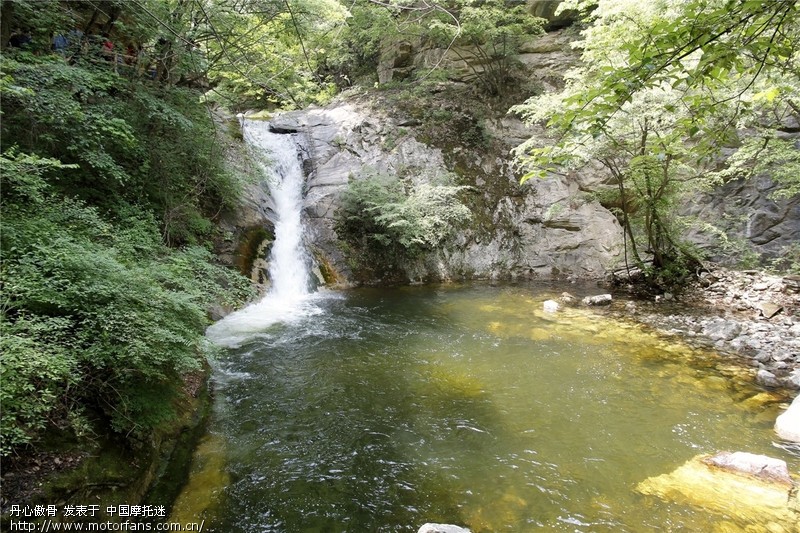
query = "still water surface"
xmin=175 ymin=284 xmax=797 ymax=532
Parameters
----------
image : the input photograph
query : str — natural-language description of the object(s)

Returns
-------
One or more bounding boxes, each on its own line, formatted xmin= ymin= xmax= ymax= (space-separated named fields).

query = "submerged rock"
xmin=417 ymin=524 xmax=471 ymax=533
xmin=775 ymin=394 xmax=800 ymax=443
xmin=559 ymin=292 xmax=577 ymax=305
xmin=637 ymin=453 xmax=799 ymax=531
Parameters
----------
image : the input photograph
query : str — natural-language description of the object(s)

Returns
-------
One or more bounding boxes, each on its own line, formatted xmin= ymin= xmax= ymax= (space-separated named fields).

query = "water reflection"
xmin=177 ymin=284 xmax=797 ymax=532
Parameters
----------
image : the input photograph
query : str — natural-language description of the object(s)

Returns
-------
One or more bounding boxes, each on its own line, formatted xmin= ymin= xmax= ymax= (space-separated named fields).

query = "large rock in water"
xmin=703 ymin=451 xmax=793 ymax=484
xmin=637 ymin=453 xmax=800 ymax=531
xmin=582 ymin=294 xmax=612 ymax=306
xmin=775 ymin=394 xmax=800 ymax=443
xmin=543 ymin=300 xmax=560 ymax=312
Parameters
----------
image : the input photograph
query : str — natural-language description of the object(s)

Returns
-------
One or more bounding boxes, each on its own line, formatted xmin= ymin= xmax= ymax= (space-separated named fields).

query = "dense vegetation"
xmin=0 ymin=1 xmax=254 ymax=456
xmin=336 ymin=169 xmax=471 ymax=281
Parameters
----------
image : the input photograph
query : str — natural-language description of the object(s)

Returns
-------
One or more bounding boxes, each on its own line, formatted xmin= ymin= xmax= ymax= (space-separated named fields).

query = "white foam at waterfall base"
xmin=206 ymin=120 xmax=323 ymax=348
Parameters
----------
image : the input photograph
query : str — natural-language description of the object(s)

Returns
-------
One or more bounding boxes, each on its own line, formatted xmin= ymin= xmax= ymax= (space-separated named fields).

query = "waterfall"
xmin=206 ymin=119 xmax=323 ymax=348
xmin=247 ymin=121 xmax=311 ymax=299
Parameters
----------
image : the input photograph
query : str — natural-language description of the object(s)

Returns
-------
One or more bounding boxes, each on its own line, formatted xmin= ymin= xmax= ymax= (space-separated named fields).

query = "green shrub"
xmin=335 ymin=170 xmax=471 ymax=279
xmin=1 ymin=54 xmax=244 ymax=246
xmin=0 ymin=316 xmax=77 ymax=454
xmin=0 ymin=187 xmax=253 ymax=453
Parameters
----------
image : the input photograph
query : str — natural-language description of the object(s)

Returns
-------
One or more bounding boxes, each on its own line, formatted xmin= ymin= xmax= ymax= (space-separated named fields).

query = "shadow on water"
xmin=176 ymin=283 xmax=798 ymax=533
xmin=205 ymin=287 xmax=511 ymax=532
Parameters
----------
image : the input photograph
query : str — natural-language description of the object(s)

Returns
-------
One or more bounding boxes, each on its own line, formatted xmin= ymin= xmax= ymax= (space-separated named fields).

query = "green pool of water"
xmin=173 ymin=284 xmax=798 ymax=532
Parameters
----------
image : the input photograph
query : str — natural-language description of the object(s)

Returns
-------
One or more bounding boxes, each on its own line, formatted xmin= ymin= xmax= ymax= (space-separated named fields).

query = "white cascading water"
xmin=206 ymin=120 xmax=321 ymax=347
xmin=250 ymin=122 xmax=310 ymax=300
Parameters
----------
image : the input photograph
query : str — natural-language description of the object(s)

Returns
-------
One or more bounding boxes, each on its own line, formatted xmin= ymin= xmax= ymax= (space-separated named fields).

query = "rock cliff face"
xmin=266 ymin=89 xmax=624 ymax=284
xmin=378 ymin=23 xmax=578 ymax=89
xmin=683 ymin=174 xmax=800 ymax=268
xmin=371 ymin=11 xmax=800 ymax=275
xmin=237 ymin=24 xmax=623 ymax=285
xmin=224 ymin=16 xmax=799 ymax=286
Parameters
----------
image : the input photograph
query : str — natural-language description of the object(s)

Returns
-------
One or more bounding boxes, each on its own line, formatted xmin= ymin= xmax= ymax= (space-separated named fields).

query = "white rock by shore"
xmin=417 ymin=524 xmax=471 ymax=533
xmin=775 ymin=394 xmax=800 ymax=442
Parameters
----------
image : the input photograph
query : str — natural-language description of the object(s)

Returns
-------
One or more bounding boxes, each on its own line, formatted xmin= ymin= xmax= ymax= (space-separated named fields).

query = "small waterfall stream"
xmin=248 ymin=122 xmax=311 ymax=300
xmin=206 ymin=120 xmax=322 ymax=347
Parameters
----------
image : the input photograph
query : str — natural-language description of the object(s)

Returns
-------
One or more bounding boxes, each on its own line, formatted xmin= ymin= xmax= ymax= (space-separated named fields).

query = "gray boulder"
xmin=703 ymin=451 xmax=793 ymax=484
xmin=528 ymin=0 xmax=579 ymax=29
xmin=702 ymin=318 xmax=741 ymax=342
xmin=682 ymin=174 xmax=800 ymax=267
xmin=757 ymin=369 xmax=780 ymax=388
xmin=582 ymin=294 xmax=612 ymax=306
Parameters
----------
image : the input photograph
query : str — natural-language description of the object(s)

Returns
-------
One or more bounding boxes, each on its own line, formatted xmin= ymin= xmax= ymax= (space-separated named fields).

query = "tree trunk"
xmin=156 ymin=0 xmax=189 ymax=84
xmin=1 ymin=0 xmax=14 ymax=51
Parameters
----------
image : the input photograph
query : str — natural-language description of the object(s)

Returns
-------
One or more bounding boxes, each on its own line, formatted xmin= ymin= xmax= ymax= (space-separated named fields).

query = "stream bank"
xmin=0 ymin=367 xmax=213 ymax=527
xmin=601 ymin=268 xmax=800 ymax=391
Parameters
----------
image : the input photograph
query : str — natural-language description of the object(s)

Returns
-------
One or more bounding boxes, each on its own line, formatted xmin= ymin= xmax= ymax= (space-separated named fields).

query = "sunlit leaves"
xmin=200 ymin=0 xmax=349 ymax=107
xmin=710 ymin=135 xmax=800 ymax=199
xmin=336 ymin=170 xmax=471 ymax=275
xmin=0 ymin=148 xmax=78 ymax=204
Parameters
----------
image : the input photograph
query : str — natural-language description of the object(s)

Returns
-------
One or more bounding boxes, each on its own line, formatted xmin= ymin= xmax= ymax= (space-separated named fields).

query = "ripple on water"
xmin=181 ymin=284 xmax=798 ymax=532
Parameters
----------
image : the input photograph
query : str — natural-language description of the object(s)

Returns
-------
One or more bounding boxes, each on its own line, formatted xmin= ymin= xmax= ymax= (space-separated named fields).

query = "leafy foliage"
xmin=424 ymin=0 xmax=545 ymax=95
xmin=320 ymin=1 xmax=397 ymax=85
xmin=0 ymin=4 xmax=254 ymax=455
xmin=514 ymin=0 xmax=800 ymax=285
xmin=709 ymin=135 xmax=800 ymax=200
xmin=336 ymin=170 xmax=471 ymax=280
xmin=195 ymin=0 xmax=348 ymax=108
xmin=1 ymin=149 xmax=253 ymax=455
xmin=2 ymin=52 xmax=241 ymax=245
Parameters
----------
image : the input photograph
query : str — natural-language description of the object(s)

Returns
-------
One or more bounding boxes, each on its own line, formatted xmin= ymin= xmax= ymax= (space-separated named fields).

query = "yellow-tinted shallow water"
xmin=175 ymin=284 xmax=798 ymax=532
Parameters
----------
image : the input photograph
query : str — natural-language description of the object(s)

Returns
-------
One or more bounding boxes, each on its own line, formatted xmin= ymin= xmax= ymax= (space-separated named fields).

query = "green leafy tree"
xmin=349 ymin=0 xmax=544 ymax=95
xmin=319 ymin=0 xmax=398 ymax=85
xmin=193 ymin=0 xmax=348 ymax=108
xmin=514 ymin=0 xmax=800 ymax=286
xmin=425 ymin=0 xmax=545 ymax=95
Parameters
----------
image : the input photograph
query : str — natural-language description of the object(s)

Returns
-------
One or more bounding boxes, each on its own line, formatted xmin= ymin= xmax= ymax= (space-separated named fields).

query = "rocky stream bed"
xmin=595 ymin=268 xmax=800 ymax=391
